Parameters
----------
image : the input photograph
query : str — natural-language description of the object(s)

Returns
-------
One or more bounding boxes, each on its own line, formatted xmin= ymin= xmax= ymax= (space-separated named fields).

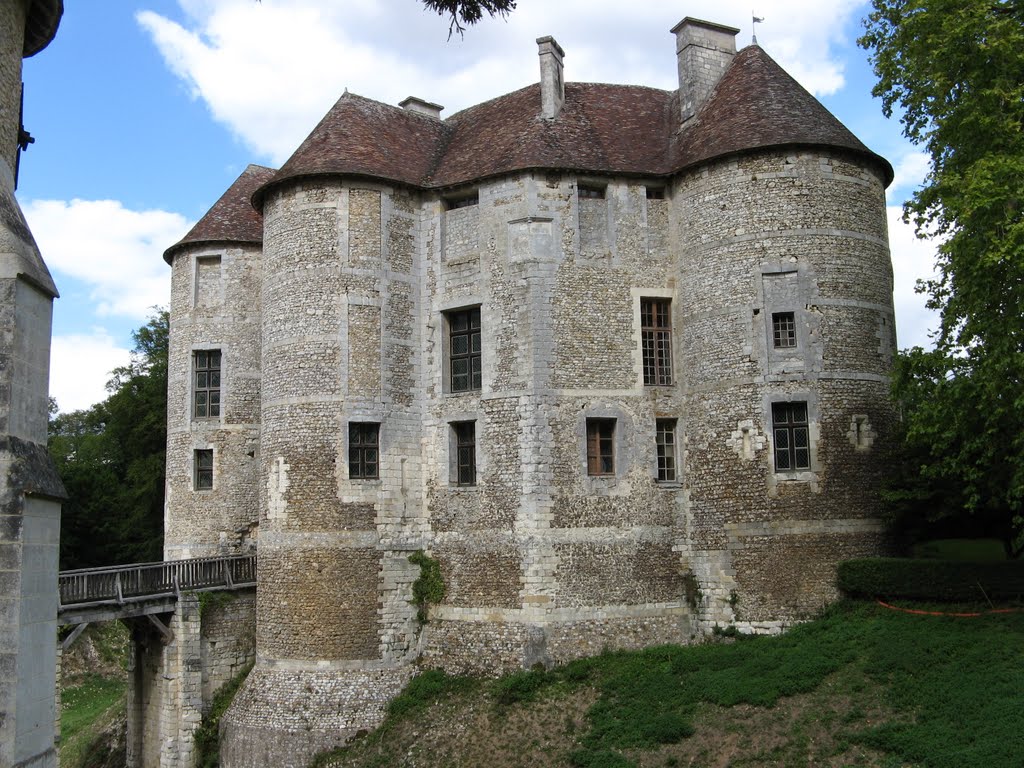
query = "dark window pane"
xmin=194 ymin=349 xmax=223 ymax=420
xmin=448 ymin=308 xmax=482 ymax=392
xmin=349 ymin=422 xmax=380 ymax=479
xmin=641 ymin=299 xmax=672 ymax=386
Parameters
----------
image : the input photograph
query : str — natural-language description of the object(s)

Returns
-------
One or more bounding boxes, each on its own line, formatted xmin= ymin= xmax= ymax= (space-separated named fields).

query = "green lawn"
xmin=318 ymin=600 xmax=1024 ymax=768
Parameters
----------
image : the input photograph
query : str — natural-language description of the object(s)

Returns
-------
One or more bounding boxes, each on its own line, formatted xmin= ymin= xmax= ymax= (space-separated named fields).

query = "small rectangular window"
xmin=656 ymin=419 xmax=677 ymax=482
xmin=578 ymin=184 xmax=605 ymax=199
xmin=586 ymin=418 xmax=615 ymax=476
xmin=772 ymin=402 xmax=810 ymax=471
xmin=349 ymin=422 xmax=380 ymax=479
xmin=448 ymin=307 xmax=481 ymax=393
xmin=194 ymin=449 xmax=213 ymax=490
xmin=772 ymin=312 xmax=797 ymax=349
xmin=451 ymin=421 xmax=476 ymax=486
xmin=641 ymin=298 xmax=672 ymax=386
xmin=193 ymin=350 xmax=221 ymax=419
xmin=645 ymin=186 xmax=665 ymax=200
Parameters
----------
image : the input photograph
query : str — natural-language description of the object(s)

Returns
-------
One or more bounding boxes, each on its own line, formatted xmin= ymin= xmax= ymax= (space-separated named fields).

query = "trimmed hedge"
xmin=838 ymin=558 xmax=1024 ymax=602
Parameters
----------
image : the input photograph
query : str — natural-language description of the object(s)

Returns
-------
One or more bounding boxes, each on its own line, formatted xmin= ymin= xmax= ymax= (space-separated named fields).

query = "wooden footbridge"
xmin=57 ymin=554 xmax=257 ymax=647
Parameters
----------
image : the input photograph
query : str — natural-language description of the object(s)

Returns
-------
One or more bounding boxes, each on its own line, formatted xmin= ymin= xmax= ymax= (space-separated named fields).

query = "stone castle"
xmin=162 ymin=17 xmax=896 ymax=766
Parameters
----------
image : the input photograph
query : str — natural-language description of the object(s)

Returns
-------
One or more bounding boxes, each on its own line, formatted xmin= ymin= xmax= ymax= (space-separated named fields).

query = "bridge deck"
xmin=58 ymin=554 xmax=257 ymax=625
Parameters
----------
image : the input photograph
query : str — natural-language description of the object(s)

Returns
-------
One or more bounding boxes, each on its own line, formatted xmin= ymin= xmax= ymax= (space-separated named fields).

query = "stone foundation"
xmin=219 ymin=666 xmax=413 ymax=768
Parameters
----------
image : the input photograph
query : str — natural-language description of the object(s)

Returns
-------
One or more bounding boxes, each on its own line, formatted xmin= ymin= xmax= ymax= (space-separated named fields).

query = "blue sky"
xmin=18 ymin=0 xmax=939 ymax=412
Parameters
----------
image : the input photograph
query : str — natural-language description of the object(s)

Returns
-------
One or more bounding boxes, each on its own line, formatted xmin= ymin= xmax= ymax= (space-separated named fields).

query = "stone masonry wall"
xmin=420 ymin=174 xmax=693 ymax=675
xmin=165 ymin=244 xmax=262 ymax=560
xmin=199 ymin=590 xmax=255 ymax=711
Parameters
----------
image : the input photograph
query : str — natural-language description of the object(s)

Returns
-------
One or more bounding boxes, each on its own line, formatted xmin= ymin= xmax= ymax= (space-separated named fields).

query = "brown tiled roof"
xmin=164 ymin=164 xmax=276 ymax=264
xmin=253 ymin=44 xmax=891 ymax=208
xmin=429 ymin=82 xmax=673 ymax=186
xmin=672 ymin=45 xmax=891 ymax=180
xmin=263 ymin=93 xmax=449 ymax=194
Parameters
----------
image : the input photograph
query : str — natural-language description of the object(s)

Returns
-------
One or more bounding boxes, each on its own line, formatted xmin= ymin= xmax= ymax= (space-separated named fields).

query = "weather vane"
xmin=752 ymin=12 xmax=764 ymax=45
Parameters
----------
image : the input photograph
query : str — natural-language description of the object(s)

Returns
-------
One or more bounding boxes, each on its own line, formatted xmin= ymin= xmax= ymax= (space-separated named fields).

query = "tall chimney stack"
xmin=672 ymin=17 xmax=739 ymax=122
xmin=537 ymin=36 xmax=565 ymax=120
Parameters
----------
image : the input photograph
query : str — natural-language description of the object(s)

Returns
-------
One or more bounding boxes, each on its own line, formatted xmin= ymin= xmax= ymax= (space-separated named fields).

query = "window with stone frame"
xmin=447 ymin=307 xmax=481 ymax=393
xmin=641 ymin=298 xmax=673 ymax=385
xmin=772 ymin=401 xmax=810 ymax=471
xmin=451 ymin=421 xmax=476 ymax=486
xmin=656 ymin=418 xmax=677 ymax=482
xmin=348 ymin=422 xmax=380 ymax=480
xmin=194 ymin=449 xmax=213 ymax=490
xmin=586 ymin=418 xmax=615 ymax=476
xmin=772 ymin=311 xmax=797 ymax=349
xmin=193 ymin=350 xmax=221 ymax=419
xmin=578 ymin=183 xmax=606 ymax=199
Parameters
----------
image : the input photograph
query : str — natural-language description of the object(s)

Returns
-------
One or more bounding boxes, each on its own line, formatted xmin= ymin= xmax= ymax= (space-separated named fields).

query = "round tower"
xmin=163 ymin=165 xmax=274 ymax=560
xmin=219 ymin=95 xmax=434 ymax=765
xmin=668 ymin=36 xmax=896 ymax=628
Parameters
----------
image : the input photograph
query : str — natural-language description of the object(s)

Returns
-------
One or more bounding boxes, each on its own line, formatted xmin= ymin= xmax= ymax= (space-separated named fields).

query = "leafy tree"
xmin=49 ymin=310 xmax=168 ymax=569
xmin=860 ymin=1 xmax=1024 ymax=557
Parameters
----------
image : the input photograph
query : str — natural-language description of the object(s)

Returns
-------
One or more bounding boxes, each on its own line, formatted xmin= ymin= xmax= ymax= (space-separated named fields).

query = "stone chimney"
xmin=671 ymin=17 xmax=739 ymax=123
xmin=399 ymin=96 xmax=443 ymax=119
xmin=537 ymin=36 xmax=565 ymax=120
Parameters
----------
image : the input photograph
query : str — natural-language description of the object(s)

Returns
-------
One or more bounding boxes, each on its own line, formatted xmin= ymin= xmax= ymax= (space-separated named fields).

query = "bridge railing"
xmin=59 ymin=554 xmax=257 ymax=610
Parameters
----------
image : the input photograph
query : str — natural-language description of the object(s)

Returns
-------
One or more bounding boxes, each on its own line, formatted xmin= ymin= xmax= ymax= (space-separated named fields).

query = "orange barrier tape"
xmin=875 ymin=599 xmax=1024 ymax=618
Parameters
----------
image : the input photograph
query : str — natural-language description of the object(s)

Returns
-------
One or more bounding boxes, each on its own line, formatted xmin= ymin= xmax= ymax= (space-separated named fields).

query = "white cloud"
xmin=22 ymin=199 xmax=189 ymax=319
xmin=50 ymin=330 xmax=132 ymax=413
xmin=888 ymin=150 xmax=931 ymax=202
xmin=888 ymin=205 xmax=941 ymax=351
xmin=138 ymin=0 xmax=868 ymax=165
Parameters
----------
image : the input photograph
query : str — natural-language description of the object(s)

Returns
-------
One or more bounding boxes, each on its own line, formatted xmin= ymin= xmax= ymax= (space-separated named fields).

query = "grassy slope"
xmin=59 ymin=622 xmax=129 ymax=768
xmin=318 ymin=601 xmax=1024 ymax=768
xmin=59 ymin=676 xmax=126 ymax=768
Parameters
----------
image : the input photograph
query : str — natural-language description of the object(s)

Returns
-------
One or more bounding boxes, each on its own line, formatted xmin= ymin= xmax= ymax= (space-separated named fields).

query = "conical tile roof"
xmin=164 ymin=164 xmax=276 ymax=263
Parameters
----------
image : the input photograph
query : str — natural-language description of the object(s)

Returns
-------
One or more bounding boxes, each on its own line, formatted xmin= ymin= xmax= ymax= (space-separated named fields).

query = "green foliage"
xmin=850 ymin=602 xmax=1024 ymax=766
xmin=408 ymin=550 xmax=445 ymax=624
xmin=49 ymin=309 xmax=168 ymax=568
xmin=837 ymin=557 xmax=1024 ymax=601
xmin=860 ymin=1 xmax=1024 ymax=558
xmin=197 ymin=590 xmax=237 ymax=619
xmin=420 ymin=0 xmax=515 ymax=37
xmin=386 ymin=668 xmax=478 ymax=720
xmin=492 ymin=667 xmax=553 ymax=706
xmin=913 ymin=537 xmax=1007 ymax=561
xmin=194 ymin=662 xmax=253 ymax=768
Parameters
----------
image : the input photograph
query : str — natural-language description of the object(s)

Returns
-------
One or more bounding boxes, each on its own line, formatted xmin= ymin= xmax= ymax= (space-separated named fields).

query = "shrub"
xmin=837 ymin=558 xmax=1024 ymax=602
